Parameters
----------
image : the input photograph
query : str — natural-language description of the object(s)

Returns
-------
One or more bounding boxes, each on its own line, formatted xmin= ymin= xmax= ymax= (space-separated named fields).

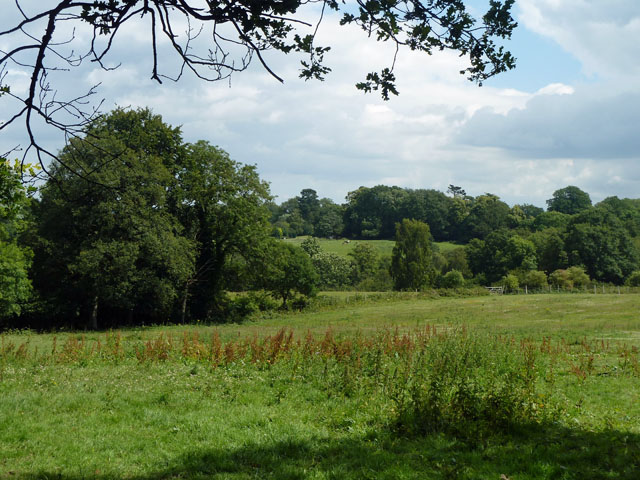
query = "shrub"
xmin=626 ymin=271 xmax=640 ymax=287
xmin=246 ymin=290 xmax=279 ymax=311
xmin=567 ymin=266 xmax=590 ymax=288
xmin=226 ymin=295 xmax=259 ymax=320
xmin=549 ymin=267 xmax=590 ymax=290
xmin=501 ymin=273 xmax=519 ymax=292
xmin=549 ymin=269 xmax=570 ymax=289
xmin=523 ymin=270 xmax=548 ymax=291
xmin=300 ymin=237 xmax=321 ymax=257
xmin=355 ymin=256 xmax=393 ymax=292
xmin=440 ymin=269 xmax=465 ymax=289
xmin=312 ymin=252 xmax=353 ymax=289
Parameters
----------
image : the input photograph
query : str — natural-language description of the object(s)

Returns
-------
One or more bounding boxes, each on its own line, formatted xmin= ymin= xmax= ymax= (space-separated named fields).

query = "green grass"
xmin=4 ymin=293 xmax=640 ymax=357
xmin=284 ymin=236 xmax=461 ymax=258
xmin=284 ymin=236 xmax=396 ymax=257
xmin=433 ymin=241 xmax=460 ymax=253
xmin=2 ymin=293 xmax=640 ymax=479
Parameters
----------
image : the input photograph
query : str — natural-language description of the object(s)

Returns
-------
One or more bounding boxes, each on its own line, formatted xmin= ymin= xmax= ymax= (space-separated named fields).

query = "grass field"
xmin=283 ymin=236 xmax=460 ymax=258
xmin=1 ymin=293 xmax=640 ymax=479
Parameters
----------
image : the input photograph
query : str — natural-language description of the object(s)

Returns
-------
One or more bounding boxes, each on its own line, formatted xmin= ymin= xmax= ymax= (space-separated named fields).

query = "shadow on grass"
xmin=12 ymin=423 xmax=640 ymax=480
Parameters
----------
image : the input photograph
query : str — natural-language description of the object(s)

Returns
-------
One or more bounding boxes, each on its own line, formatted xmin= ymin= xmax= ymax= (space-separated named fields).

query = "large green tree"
xmin=565 ymin=208 xmax=639 ymax=284
xmin=466 ymin=229 xmax=537 ymax=284
xmin=531 ymin=211 xmax=571 ymax=232
xmin=390 ymin=219 xmax=435 ymax=290
xmin=399 ymin=189 xmax=453 ymax=241
xmin=529 ymin=228 xmax=568 ymax=275
xmin=596 ymin=196 xmax=640 ymax=237
xmin=461 ymin=194 xmax=511 ymax=241
xmin=314 ymin=198 xmax=344 ymax=238
xmin=546 ymin=186 xmax=592 ymax=215
xmin=171 ymin=140 xmax=273 ymax=321
xmin=258 ymin=241 xmax=317 ymax=308
xmin=33 ymin=109 xmax=195 ymax=329
xmin=343 ymin=185 xmax=408 ymax=239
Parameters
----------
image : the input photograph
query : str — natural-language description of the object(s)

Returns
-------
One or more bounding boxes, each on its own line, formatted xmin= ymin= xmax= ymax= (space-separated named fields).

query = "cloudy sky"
xmin=2 ymin=0 xmax=640 ymax=208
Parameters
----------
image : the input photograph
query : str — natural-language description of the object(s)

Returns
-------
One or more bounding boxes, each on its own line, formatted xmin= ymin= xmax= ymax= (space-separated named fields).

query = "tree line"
xmin=2 ymin=108 xmax=640 ymax=330
xmin=270 ymin=183 xmax=640 ymax=290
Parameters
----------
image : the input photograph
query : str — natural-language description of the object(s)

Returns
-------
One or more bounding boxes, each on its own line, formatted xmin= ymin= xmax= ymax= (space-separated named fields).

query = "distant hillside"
xmin=284 ymin=236 xmax=460 ymax=258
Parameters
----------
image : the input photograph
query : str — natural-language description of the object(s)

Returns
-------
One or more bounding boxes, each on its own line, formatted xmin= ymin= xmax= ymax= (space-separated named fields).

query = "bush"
xmin=440 ymin=270 xmax=465 ymax=289
xmin=549 ymin=267 xmax=590 ymax=290
xmin=225 ymin=295 xmax=260 ymax=321
xmin=355 ymin=255 xmax=394 ymax=292
xmin=522 ymin=270 xmax=548 ymax=291
xmin=300 ymin=237 xmax=321 ymax=257
xmin=626 ymin=271 xmax=640 ymax=287
xmin=501 ymin=273 xmax=519 ymax=292
xmin=567 ymin=266 xmax=590 ymax=288
xmin=549 ymin=269 xmax=572 ymax=289
xmin=246 ymin=290 xmax=279 ymax=311
xmin=312 ymin=252 xmax=353 ymax=289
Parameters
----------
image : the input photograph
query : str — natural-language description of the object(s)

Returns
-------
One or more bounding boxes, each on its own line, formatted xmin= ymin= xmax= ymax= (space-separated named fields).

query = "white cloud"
xmin=536 ymin=83 xmax=575 ymax=96
xmin=519 ymin=0 xmax=640 ymax=80
xmin=458 ymin=86 xmax=640 ymax=159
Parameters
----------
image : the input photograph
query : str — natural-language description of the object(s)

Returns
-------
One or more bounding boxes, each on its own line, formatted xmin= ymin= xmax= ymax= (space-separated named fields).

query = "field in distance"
xmin=284 ymin=236 xmax=459 ymax=257
xmin=1 ymin=293 xmax=639 ymax=479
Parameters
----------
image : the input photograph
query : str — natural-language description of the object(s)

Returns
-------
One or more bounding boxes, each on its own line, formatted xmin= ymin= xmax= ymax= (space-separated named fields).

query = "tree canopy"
xmin=0 ymin=160 xmax=35 ymax=321
xmin=173 ymin=140 xmax=272 ymax=321
xmin=1 ymin=1 xmax=516 ymax=168
xmin=546 ymin=186 xmax=592 ymax=215
xmin=33 ymin=109 xmax=195 ymax=329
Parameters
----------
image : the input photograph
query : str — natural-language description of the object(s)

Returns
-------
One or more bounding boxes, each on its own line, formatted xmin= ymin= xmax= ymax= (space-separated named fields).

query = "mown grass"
xmin=2 ymin=294 xmax=640 ymax=479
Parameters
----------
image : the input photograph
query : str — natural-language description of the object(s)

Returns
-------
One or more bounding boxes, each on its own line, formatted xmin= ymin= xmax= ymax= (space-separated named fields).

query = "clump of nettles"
xmin=390 ymin=330 xmax=555 ymax=439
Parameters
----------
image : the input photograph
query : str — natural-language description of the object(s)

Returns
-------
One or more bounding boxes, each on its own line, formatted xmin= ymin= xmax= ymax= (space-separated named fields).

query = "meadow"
xmin=1 ymin=293 xmax=639 ymax=479
xmin=283 ymin=237 xmax=459 ymax=258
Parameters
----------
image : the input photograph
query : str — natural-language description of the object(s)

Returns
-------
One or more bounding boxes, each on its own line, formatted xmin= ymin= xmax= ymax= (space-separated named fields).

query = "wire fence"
xmin=496 ymin=284 xmax=640 ymax=295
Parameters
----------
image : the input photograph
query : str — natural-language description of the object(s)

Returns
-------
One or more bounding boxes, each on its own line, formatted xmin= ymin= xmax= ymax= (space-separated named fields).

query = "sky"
xmin=2 ymin=0 xmax=640 ymax=208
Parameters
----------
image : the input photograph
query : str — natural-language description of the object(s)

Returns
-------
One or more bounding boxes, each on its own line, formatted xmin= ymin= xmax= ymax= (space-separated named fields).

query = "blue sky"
xmin=482 ymin=18 xmax=586 ymax=91
xmin=2 ymin=1 xmax=640 ymax=208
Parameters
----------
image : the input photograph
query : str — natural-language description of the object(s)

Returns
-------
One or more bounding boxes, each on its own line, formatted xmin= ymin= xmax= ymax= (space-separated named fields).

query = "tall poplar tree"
xmin=390 ymin=219 xmax=435 ymax=291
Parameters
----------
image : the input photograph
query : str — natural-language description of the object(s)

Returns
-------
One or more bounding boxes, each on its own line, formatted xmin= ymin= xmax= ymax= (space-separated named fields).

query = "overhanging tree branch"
xmin=0 ymin=0 xmax=517 ymax=172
